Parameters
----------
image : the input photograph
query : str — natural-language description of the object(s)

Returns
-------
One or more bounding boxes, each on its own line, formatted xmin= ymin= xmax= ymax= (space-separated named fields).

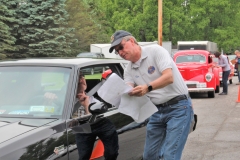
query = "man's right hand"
xmin=77 ymin=92 xmax=90 ymax=115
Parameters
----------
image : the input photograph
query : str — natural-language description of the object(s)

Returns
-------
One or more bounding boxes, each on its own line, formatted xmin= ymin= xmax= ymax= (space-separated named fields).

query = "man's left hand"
xmin=128 ymin=85 xmax=148 ymax=97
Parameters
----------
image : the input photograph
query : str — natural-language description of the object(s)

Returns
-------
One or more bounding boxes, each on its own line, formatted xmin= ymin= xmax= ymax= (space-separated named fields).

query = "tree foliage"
xmin=16 ymin=0 xmax=77 ymax=57
xmin=2 ymin=0 xmax=240 ymax=57
xmin=98 ymin=0 xmax=158 ymax=42
xmin=0 ymin=1 xmax=17 ymax=59
xmin=65 ymin=0 xmax=110 ymax=55
xmin=187 ymin=0 xmax=240 ymax=52
xmin=98 ymin=0 xmax=240 ymax=53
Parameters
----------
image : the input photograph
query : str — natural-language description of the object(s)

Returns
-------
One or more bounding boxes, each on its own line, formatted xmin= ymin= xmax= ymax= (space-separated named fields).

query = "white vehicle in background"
xmin=91 ymin=41 xmax=172 ymax=58
xmin=177 ymin=41 xmax=218 ymax=53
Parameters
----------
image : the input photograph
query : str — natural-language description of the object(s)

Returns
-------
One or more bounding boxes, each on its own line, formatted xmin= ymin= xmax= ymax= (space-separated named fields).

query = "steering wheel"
xmin=28 ymin=95 xmax=63 ymax=114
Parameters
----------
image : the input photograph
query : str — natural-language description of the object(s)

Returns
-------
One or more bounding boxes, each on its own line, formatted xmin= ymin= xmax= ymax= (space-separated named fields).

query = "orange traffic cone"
xmin=90 ymin=140 xmax=104 ymax=159
xmin=236 ymin=86 xmax=240 ymax=102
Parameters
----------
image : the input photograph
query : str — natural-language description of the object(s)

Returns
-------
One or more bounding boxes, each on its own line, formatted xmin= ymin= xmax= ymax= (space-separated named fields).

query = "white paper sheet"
xmin=97 ymin=73 xmax=158 ymax=122
xmin=97 ymin=73 xmax=132 ymax=107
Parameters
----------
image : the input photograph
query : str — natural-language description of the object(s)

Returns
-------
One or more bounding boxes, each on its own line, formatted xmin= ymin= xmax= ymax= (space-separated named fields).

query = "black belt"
xmin=156 ymin=94 xmax=189 ymax=108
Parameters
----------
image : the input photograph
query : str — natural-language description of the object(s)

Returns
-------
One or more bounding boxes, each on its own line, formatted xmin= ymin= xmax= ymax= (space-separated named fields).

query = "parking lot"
xmin=182 ymin=76 xmax=240 ymax=160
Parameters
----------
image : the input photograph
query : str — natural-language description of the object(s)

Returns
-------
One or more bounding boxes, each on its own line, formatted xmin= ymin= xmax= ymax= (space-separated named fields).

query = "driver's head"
xmin=77 ymin=72 xmax=87 ymax=95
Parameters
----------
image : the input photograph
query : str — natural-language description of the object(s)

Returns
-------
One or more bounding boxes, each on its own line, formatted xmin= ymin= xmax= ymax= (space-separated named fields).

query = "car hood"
xmin=0 ymin=117 xmax=58 ymax=144
xmin=177 ymin=63 xmax=209 ymax=80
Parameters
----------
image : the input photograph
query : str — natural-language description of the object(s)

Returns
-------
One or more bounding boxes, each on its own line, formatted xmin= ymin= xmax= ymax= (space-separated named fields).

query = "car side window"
xmin=71 ymin=64 xmax=112 ymax=119
xmin=208 ymin=55 xmax=213 ymax=63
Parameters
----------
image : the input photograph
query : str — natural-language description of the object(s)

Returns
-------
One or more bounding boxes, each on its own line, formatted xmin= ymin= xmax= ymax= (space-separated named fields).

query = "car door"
xmin=67 ymin=62 xmax=147 ymax=160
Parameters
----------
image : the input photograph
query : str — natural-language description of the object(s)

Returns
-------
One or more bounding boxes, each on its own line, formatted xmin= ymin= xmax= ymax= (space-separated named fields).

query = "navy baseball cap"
xmin=109 ymin=30 xmax=132 ymax=53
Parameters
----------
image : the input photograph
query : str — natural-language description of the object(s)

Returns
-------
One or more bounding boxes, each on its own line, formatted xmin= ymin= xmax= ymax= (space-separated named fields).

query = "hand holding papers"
xmin=97 ymin=73 xmax=157 ymax=123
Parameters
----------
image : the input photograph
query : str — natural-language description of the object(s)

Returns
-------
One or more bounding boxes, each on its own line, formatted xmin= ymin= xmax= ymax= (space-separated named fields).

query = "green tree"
xmin=99 ymin=0 xmax=158 ymax=42
xmin=17 ymin=0 xmax=77 ymax=57
xmin=65 ymin=0 xmax=109 ymax=55
xmin=0 ymin=2 xmax=17 ymax=59
xmin=98 ymin=0 xmax=240 ymax=52
xmin=185 ymin=0 xmax=240 ymax=52
xmin=162 ymin=0 xmax=192 ymax=44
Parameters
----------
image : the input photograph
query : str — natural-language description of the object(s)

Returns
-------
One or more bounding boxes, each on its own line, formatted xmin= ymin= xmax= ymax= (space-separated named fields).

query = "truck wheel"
xmin=215 ymin=85 xmax=220 ymax=93
xmin=229 ymin=79 xmax=232 ymax=84
xmin=208 ymin=91 xmax=215 ymax=98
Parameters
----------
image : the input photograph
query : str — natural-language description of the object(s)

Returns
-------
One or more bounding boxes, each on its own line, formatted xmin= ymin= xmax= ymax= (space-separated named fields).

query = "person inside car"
xmin=73 ymin=72 xmax=119 ymax=160
xmin=45 ymin=71 xmax=119 ymax=160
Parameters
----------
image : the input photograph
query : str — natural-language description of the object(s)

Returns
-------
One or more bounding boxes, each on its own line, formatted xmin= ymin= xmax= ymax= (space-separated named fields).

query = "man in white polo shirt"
xmin=109 ymin=30 xmax=194 ymax=160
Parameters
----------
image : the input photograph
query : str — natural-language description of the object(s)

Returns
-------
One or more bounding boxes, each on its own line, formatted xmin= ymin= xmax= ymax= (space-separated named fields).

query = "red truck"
xmin=173 ymin=50 xmax=220 ymax=98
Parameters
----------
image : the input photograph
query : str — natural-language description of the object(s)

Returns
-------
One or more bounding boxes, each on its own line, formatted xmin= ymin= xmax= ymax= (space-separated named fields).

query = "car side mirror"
xmin=89 ymin=102 xmax=108 ymax=114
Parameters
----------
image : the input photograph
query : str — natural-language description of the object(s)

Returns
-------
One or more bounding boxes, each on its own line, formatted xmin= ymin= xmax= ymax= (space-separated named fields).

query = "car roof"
xmin=0 ymin=58 xmax=127 ymax=67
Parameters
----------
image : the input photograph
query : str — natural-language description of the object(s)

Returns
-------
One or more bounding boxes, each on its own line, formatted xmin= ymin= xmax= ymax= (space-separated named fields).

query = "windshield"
xmin=0 ymin=66 xmax=71 ymax=118
xmin=176 ymin=54 xmax=206 ymax=63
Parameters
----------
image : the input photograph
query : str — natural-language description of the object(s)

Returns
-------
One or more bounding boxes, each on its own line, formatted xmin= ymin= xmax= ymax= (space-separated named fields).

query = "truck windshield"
xmin=176 ymin=55 xmax=206 ymax=63
xmin=0 ymin=66 xmax=71 ymax=117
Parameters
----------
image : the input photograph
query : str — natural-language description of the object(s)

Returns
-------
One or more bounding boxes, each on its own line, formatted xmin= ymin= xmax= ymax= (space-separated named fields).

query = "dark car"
xmin=76 ymin=53 xmax=106 ymax=75
xmin=0 ymin=58 xmax=146 ymax=160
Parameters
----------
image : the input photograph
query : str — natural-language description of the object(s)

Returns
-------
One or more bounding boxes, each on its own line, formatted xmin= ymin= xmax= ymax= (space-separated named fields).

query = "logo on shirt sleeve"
xmin=148 ymin=66 xmax=155 ymax=74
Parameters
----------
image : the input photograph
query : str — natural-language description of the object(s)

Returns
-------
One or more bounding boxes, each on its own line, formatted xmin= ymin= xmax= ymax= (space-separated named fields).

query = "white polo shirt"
xmin=124 ymin=44 xmax=188 ymax=105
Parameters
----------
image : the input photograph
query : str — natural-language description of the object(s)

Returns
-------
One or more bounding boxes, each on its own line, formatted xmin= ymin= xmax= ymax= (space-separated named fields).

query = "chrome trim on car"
xmin=188 ymin=88 xmax=215 ymax=92
xmin=185 ymin=81 xmax=214 ymax=92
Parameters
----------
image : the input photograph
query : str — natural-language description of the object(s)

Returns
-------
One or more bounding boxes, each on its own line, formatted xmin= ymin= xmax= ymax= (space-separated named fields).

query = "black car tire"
xmin=208 ymin=91 xmax=215 ymax=98
xmin=215 ymin=85 xmax=220 ymax=93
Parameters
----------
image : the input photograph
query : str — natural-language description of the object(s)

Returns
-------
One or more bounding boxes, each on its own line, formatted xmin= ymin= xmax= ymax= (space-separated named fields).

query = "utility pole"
xmin=158 ymin=0 xmax=162 ymax=46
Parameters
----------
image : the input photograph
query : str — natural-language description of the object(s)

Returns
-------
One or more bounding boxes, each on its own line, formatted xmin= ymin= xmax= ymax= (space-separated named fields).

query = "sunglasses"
xmin=115 ymin=40 xmax=129 ymax=55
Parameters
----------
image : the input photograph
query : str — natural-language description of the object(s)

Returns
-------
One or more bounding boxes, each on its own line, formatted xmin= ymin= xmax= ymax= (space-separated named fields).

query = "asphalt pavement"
xmin=182 ymin=76 xmax=240 ymax=160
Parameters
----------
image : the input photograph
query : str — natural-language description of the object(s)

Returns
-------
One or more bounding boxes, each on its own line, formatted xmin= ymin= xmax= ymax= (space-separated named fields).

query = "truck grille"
xmin=187 ymin=84 xmax=196 ymax=88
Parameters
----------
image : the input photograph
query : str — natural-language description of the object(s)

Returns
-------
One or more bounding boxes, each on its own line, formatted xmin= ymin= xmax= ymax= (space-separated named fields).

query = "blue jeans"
xmin=143 ymin=97 xmax=193 ymax=160
xmin=75 ymin=118 xmax=119 ymax=160
xmin=237 ymin=68 xmax=240 ymax=82
xmin=222 ymin=70 xmax=230 ymax=93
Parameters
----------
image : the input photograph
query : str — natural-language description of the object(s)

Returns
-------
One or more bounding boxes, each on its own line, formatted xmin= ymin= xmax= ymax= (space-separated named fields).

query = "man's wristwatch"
xmin=147 ymin=84 xmax=153 ymax=92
